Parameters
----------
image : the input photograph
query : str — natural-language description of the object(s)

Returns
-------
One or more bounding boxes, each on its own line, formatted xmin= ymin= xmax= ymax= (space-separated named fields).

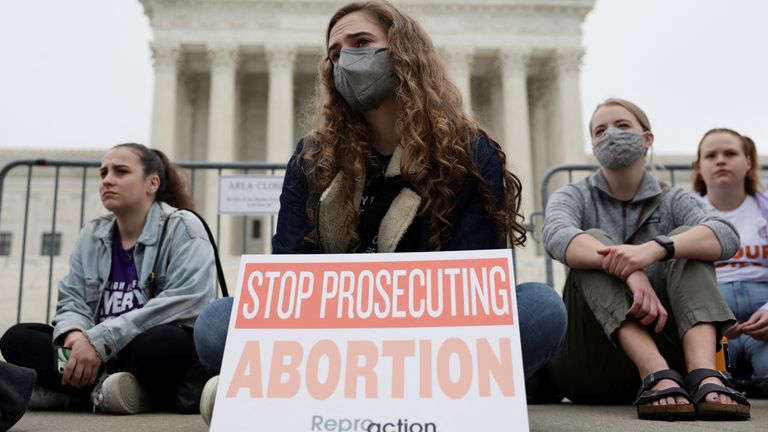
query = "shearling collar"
xmin=318 ymin=145 xmax=422 ymax=253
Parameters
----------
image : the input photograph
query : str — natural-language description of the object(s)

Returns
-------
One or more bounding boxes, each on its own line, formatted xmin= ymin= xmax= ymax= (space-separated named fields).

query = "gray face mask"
xmin=333 ymin=47 xmax=398 ymax=112
xmin=592 ymin=127 xmax=646 ymax=169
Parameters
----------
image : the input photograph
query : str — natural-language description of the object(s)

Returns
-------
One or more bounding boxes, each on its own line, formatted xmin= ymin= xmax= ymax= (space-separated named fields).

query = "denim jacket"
xmin=272 ymin=136 xmax=508 ymax=253
xmin=52 ymin=202 xmax=216 ymax=361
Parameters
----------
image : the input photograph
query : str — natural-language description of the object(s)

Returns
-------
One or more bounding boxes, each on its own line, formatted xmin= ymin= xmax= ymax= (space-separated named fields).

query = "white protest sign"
xmin=212 ymin=249 xmax=528 ymax=432
xmin=218 ymin=175 xmax=283 ymax=215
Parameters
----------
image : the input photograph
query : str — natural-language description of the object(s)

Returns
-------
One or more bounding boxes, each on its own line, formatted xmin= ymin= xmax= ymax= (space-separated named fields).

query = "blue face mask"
xmin=593 ymin=127 xmax=646 ymax=169
xmin=333 ymin=47 xmax=398 ymax=112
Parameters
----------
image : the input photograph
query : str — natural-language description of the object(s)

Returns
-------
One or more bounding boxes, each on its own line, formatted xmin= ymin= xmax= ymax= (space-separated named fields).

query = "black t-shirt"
xmin=354 ymin=152 xmax=402 ymax=253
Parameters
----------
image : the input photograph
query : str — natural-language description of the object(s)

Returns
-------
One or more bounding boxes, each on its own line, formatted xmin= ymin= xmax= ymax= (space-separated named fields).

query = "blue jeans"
xmin=719 ymin=281 xmax=768 ymax=394
xmin=194 ymin=282 xmax=566 ymax=381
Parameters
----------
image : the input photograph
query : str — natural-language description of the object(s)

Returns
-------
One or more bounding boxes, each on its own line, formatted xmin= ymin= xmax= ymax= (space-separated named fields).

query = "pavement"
xmin=9 ymin=399 xmax=767 ymax=432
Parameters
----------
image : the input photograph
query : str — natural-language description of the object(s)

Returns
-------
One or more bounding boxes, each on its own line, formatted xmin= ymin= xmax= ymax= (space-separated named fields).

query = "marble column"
xmin=206 ymin=43 xmax=240 ymax=256
xmin=499 ymin=48 xmax=536 ymax=255
xmin=527 ymin=79 xmax=551 ymax=210
xmin=554 ymin=48 xmax=586 ymax=165
xmin=442 ymin=46 xmax=475 ymax=114
xmin=499 ymin=49 xmax=535 ymax=219
xmin=265 ymin=45 xmax=296 ymax=165
xmin=207 ymin=43 xmax=240 ymax=163
xmin=150 ymin=42 xmax=181 ymax=158
xmin=263 ymin=46 xmax=296 ymax=254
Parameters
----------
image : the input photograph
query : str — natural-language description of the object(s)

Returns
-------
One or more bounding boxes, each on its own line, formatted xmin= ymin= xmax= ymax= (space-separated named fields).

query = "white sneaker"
xmin=28 ymin=386 xmax=85 ymax=411
xmin=90 ymin=372 xmax=150 ymax=414
xmin=199 ymin=375 xmax=219 ymax=426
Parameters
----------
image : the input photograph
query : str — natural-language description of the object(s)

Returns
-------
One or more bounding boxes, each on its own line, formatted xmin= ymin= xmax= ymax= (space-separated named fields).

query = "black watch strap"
xmin=653 ymin=235 xmax=675 ymax=261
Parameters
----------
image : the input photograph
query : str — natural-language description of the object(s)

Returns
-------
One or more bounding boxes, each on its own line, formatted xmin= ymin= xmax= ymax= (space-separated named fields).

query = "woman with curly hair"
xmin=193 ymin=1 xmax=566 ymax=423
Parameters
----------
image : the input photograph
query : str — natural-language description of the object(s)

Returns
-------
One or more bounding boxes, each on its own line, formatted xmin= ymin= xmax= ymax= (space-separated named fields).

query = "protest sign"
xmin=212 ymin=249 xmax=528 ymax=432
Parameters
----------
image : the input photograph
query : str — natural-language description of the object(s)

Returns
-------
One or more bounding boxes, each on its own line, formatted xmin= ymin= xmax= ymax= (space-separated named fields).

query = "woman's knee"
xmin=0 ymin=324 xmax=23 ymax=350
xmin=194 ymin=297 xmax=234 ymax=339
xmin=0 ymin=323 xmax=51 ymax=361
xmin=583 ymin=228 xmax=618 ymax=246
xmin=517 ymin=282 xmax=567 ymax=346
xmin=194 ymin=297 xmax=234 ymax=375
xmin=669 ymin=225 xmax=691 ymax=236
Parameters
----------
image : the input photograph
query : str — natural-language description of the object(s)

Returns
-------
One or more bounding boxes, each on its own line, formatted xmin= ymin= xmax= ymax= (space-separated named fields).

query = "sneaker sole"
xmin=101 ymin=373 xmax=150 ymax=415
xmin=200 ymin=375 xmax=220 ymax=425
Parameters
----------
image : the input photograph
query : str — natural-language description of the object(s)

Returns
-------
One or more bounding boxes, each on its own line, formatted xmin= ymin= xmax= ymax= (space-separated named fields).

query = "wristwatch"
xmin=652 ymin=235 xmax=675 ymax=261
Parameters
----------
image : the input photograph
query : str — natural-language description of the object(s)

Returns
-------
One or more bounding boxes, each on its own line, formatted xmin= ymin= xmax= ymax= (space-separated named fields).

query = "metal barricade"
xmin=5 ymin=157 xmax=742 ymax=326
xmin=0 ymin=159 xmax=285 ymax=325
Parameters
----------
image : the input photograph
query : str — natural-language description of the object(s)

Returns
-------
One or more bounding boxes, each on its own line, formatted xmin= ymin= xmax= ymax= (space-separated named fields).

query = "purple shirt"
xmin=97 ymin=227 xmax=146 ymax=322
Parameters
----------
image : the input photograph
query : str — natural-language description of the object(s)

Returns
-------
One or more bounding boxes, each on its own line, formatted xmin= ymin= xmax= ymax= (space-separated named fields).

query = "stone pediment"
xmin=139 ymin=0 xmax=595 ymax=45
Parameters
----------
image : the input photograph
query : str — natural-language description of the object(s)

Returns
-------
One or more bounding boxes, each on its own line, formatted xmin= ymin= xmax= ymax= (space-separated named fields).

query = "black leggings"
xmin=0 ymin=323 xmax=198 ymax=410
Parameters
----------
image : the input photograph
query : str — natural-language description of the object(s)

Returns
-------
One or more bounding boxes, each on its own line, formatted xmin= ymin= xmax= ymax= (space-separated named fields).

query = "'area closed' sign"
xmin=219 ymin=175 xmax=283 ymax=215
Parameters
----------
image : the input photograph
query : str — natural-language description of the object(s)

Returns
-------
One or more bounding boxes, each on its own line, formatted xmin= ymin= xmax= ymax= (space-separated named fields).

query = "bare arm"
xmin=564 ymin=232 xmax=609 ymax=269
xmin=596 ymin=226 xmax=721 ymax=280
xmin=669 ymin=224 xmax=722 ymax=261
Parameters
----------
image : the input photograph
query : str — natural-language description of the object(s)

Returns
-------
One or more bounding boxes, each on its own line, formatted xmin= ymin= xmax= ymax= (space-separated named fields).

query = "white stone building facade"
xmin=140 ymin=0 xmax=596 ymax=255
xmin=0 ymin=0 xmax=602 ymax=328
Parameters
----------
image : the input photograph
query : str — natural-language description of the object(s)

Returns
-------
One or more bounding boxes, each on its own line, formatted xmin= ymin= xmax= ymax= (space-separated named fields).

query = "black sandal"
xmin=685 ymin=368 xmax=750 ymax=420
xmin=634 ymin=369 xmax=696 ymax=420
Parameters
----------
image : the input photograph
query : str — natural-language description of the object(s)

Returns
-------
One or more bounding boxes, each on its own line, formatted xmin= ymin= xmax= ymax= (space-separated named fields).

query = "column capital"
xmin=207 ymin=43 xmax=240 ymax=71
xmin=150 ymin=41 xmax=181 ymax=71
xmin=266 ymin=45 xmax=297 ymax=72
xmin=554 ymin=48 xmax=585 ymax=73
xmin=498 ymin=48 xmax=531 ymax=75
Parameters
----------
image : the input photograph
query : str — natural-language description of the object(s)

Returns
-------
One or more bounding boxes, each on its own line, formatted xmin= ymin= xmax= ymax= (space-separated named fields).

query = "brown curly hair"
xmin=692 ymin=128 xmax=762 ymax=196
xmin=301 ymin=0 xmax=526 ymax=250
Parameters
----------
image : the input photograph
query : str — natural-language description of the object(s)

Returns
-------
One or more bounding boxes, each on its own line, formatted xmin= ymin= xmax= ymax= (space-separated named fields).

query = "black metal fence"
xmin=1 ymin=158 xmax=754 ymax=325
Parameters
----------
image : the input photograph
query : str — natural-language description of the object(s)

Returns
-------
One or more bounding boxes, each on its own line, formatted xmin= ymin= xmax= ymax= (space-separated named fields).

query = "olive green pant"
xmin=547 ymin=228 xmax=735 ymax=404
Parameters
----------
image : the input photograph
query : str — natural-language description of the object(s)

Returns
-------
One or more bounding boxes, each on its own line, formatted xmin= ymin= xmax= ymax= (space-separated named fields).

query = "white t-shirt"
xmin=705 ymin=195 xmax=768 ymax=283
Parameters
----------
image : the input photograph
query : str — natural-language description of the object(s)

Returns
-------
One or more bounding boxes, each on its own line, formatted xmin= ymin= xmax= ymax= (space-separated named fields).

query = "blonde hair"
xmin=589 ymin=98 xmax=652 ymax=135
xmin=302 ymin=0 xmax=525 ymax=249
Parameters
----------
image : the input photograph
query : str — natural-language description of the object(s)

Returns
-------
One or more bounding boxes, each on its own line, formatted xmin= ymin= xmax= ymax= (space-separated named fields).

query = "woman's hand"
xmin=625 ymin=271 xmax=668 ymax=333
xmin=61 ymin=331 xmax=102 ymax=388
xmin=733 ymin=310 xmax=768 ymax=340
xmin=724 ymin=323 xmax=743 ymax=339
xmin=597 ymin=241 xmax=666 ymax=280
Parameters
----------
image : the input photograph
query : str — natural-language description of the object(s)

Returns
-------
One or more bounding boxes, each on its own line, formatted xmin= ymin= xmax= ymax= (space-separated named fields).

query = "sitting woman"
xmin=0 ymin=143 xmax=217 ymax=414
xmin=542 ymin=98 xmax=749 ymax=420
xmin=693 ymin=128 xmax=768 ymax=397
xmin=193 ymin=0 xmax=566 ymax=424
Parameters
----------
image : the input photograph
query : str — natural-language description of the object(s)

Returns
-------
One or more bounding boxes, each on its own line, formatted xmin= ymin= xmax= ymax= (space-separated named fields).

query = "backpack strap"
xmin=147 ymin=208 xmax=229 ymax=298
xmin=182 ymin=208 xmax=229 ymax=297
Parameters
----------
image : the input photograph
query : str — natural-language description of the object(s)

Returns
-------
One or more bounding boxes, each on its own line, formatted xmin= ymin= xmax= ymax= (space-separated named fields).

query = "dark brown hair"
xmin=113 ymin=143 xmax=195 ymax=210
